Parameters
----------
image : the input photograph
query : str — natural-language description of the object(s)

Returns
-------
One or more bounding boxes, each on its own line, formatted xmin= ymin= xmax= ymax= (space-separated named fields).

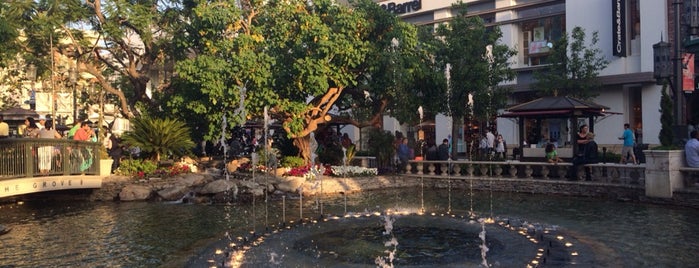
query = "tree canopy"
xmin=532 ymin=26 xmax=609 ymax=100
xmin=433 ymin=1 xmax=516 ymax=154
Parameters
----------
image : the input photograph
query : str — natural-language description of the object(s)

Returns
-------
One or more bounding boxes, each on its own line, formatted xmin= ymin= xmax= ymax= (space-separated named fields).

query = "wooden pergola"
xmin=499 ymin=96 xmax=615 ymax=156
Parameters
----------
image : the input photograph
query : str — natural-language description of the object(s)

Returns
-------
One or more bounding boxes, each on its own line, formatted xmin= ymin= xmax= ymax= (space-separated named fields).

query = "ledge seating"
xmin=404 ymin=160 xmax=645 ymax=186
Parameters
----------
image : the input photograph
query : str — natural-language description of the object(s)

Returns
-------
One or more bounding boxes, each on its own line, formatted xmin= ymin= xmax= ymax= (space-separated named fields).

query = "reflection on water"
xmin=0 ymin=188 xmax=698 ymax=267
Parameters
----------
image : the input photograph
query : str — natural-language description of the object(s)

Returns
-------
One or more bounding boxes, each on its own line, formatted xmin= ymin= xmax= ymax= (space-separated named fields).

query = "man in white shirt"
xmin=36 ymin=115 xmax=46 ymax=129
xmin=486 ymin=129 xmax=495 ymax=154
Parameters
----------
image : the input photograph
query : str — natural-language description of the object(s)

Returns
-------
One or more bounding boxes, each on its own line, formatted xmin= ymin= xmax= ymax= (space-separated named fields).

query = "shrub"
xmin=120 ymin=117 xmax=196 ymax=161
xmin=366 ymin=128 xmax=395 ymax=172
xmin=281 ymin=156 xmax=305 ymax=168
xmin=117 ymin=159 xmax=158 ymax=178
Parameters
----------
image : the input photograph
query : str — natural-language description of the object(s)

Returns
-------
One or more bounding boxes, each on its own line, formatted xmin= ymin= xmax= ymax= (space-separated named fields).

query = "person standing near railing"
xmin=0 ymin=115 xmax=8 ymax=139
xmin=73 ymin=122 xmax=94 ymax=141
xmin=72 ymin=121 xmax=95 ymax=173
xmin=37 ymin=120 xmax=62 ymax=175
xmin=22 ymin=117 xmax=39 ymax=138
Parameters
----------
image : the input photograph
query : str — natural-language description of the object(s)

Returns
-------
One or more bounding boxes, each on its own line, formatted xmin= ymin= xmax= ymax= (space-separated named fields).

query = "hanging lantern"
xmin=685 ymin=0 xmax=699 ymax=35
xmin=653 ymin=39 xmax=672 ymax=84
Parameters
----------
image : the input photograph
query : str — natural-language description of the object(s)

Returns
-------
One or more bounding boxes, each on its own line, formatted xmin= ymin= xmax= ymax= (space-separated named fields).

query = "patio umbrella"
xmin=0 ymin=106 xmax=39 ymax=121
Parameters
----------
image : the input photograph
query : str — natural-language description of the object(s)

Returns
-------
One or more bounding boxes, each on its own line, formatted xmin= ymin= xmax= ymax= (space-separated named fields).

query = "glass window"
xmin=519 ymin=15 xmax=565 ymax=66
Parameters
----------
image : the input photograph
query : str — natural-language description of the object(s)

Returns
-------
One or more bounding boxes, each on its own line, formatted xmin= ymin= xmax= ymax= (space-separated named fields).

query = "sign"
xmin=529 ymin=41 xmax=551 ymax=54
xmin=612 ymin=0 xmax=627 ymax=57
xmin=683 ymin=53 xmax=695 ymax=92
xmin=381 ymin=0 xmax=421 ymax=15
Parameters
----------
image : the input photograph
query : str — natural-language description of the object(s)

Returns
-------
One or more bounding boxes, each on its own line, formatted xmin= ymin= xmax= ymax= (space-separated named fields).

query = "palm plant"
xmin=121 ymin=117 xmax=195 ymax=161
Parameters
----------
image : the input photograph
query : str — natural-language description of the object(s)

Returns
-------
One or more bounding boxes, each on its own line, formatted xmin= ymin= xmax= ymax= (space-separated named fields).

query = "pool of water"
xmin=1 ymin=187 xmax=698 ymax=267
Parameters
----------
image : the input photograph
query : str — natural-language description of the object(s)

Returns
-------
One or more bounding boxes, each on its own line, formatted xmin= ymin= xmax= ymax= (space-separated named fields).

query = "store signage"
xmin=613 ymin=0 xmax=627 ymax=57
xmin=381 ymin=0 xmax=422 ymax=15
xmin=683 ymin=53 xmax=695 ymax=92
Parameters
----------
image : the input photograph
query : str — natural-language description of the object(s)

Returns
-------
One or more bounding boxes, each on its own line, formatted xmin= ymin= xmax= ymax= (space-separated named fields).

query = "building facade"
xmin=377 ymin=0 xmax=692 ymax=153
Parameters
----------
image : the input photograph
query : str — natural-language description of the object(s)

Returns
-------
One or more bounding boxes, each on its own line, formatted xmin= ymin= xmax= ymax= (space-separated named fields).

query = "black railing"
xmin=0 ymin=138 xmax=101 ymax=180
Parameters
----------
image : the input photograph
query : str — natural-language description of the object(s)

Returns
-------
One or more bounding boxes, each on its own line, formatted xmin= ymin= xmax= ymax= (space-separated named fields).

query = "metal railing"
xmin=0 ymin=138 xmax=101 ymax=180
xmin=405 ymin=160 xmax=645 ymax=186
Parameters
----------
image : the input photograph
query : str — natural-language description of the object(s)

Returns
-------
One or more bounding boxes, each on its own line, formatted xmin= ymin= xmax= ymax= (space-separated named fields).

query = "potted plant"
xmin=99 ymin=146 xmax=113 ymax=176
xmin=643 ymin=84 xmax=684 ymax=198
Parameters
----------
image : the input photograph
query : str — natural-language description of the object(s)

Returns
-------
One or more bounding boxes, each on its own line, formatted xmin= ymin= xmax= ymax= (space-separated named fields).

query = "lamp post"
xmin=25 ymin=64 xmax=37 ymax=110
xmin=69 ymin=68 xmax=78 ymax=124
xmin=653 ymin=0 xmax=699 ymax=143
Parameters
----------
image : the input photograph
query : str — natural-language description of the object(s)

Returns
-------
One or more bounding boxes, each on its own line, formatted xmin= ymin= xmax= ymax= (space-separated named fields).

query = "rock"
xmin=199 ymin=179 xmax=238 ymax=195
xmin=176 ymin=173 xmax=211 ymax=187
xmin=119 ymin=185 xmax=153 ymax=201
xmin=276 ymin=176 xmax=306 ymax=193
xmin=157 ymin=185 xmax=190 ymax=201
xmin=238 ymin=179 xmax=260 ymax=189
xmin=226 ymin=158 xmax=250 ymax=173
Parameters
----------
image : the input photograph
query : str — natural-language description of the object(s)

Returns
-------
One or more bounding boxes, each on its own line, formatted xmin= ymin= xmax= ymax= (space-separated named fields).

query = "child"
xmin=545 ymin=143 xmax=563 ymax=164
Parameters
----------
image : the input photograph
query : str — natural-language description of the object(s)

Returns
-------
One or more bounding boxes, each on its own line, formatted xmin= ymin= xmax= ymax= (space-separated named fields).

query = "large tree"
xmin=532 ymin=26 xmax=609 ymax=100
xmin=5 ymin=0 xmax=185 ymax=119
xmin=331 ymin=1 xmax=435 ymax=130
xmin=170 ymin=0 xmax=378 ymax=163
xmin=434 ymin=1 xmax=517 ymax=158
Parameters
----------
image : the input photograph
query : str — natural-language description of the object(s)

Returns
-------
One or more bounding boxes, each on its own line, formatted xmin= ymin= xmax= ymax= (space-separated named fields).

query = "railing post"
xmin=24 ymin=141 xmax=33 ymax=177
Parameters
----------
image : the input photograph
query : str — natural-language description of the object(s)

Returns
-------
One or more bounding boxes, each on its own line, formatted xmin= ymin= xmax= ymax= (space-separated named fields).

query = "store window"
xmin=516 ymin=2 xmax=566 ymax=66
xmin=520 ymin=15 xmax=565 ymax=66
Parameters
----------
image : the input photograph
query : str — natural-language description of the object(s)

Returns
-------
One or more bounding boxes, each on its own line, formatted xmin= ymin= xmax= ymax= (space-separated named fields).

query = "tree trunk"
xmin=294 ymin=136 xmax=312 ymax=165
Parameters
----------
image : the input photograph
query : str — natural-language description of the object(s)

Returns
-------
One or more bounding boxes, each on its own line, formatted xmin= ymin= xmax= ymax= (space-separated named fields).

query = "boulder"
xmin=157 ymin=185 xmax=190 ymax=201
xmin=176 ymin=173 xmax=211 ymax=187
xmin=199 ymin=179 xmax=238 ymax=195
xmin=119 ymin=185 xmax=153 ymax=201
xmin=276 ymin=176 xmax=306 ymax=193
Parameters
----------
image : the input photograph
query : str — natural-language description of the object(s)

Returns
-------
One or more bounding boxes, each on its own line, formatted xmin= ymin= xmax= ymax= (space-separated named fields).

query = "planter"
xmin=100 ymin=159 xmax=114 ymax=176
xmin=643 ymin=150 xmax=685 ymax=198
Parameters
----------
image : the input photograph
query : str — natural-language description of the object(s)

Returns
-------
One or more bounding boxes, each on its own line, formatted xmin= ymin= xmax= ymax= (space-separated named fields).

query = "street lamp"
xmin=652 ymin=0 xmax=699 ymax=143
xmin=25 ymin=64 xmax=37 ymax=110
xmin=69 ymin=68 xmax=78 ymax=124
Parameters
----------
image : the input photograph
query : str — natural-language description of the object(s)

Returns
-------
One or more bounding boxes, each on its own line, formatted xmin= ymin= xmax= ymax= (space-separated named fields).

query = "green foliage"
xmin=533 ymin=27 xmax=609 ymax=100
xmin=659 ymin=84 xmax=675 ymax=147
xmin=281 ymin=156 xmax=305 ymax=168
xmin=345 ymin=144 xmax=357 ymax=165
xmin=318 ymin=143 xmax=344 ymax=166
xmin=255 ymin=146 xmax=280 ymax=167
xmin=366 ymin=128 xmax=395 ymax=169
xmin=116 ymin=159 xmax=158 ymax=177
xmin=170 ymin=0 xmax=372 ymax=141
xmin=434 ymin=1 xmax=516 ymax=137
xmin=120 ymin=117 xmax=196 ymax=161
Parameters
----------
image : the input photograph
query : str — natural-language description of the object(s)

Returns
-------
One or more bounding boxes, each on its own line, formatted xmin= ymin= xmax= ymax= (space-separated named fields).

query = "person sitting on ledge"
xmin=545 ymin=143 xmax=564 ymax=164
xmin=686 ymin=130 xmax=699 ymax=168
xmin=567 ymin=132 xmax=598 ymax=180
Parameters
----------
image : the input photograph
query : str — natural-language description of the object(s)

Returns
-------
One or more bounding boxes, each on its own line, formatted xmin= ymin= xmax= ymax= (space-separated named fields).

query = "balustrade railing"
xmin=405 ymin=160 xmax=645 ymax=186
xmin=0 ymin=138 xmax=101 ymax=180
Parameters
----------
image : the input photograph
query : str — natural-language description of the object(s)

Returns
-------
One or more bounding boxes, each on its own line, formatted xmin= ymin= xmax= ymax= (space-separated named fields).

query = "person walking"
xmin=618 ymin=123 xmax=637 ymax=165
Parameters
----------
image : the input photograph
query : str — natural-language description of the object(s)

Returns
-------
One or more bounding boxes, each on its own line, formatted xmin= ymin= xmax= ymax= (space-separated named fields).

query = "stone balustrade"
xmin=404 ymin=160 xmax=645 ymax=186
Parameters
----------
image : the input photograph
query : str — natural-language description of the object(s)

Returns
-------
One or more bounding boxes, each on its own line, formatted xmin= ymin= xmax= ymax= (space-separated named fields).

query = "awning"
xmin=499 ymin=109 xmax=571 ymax=118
